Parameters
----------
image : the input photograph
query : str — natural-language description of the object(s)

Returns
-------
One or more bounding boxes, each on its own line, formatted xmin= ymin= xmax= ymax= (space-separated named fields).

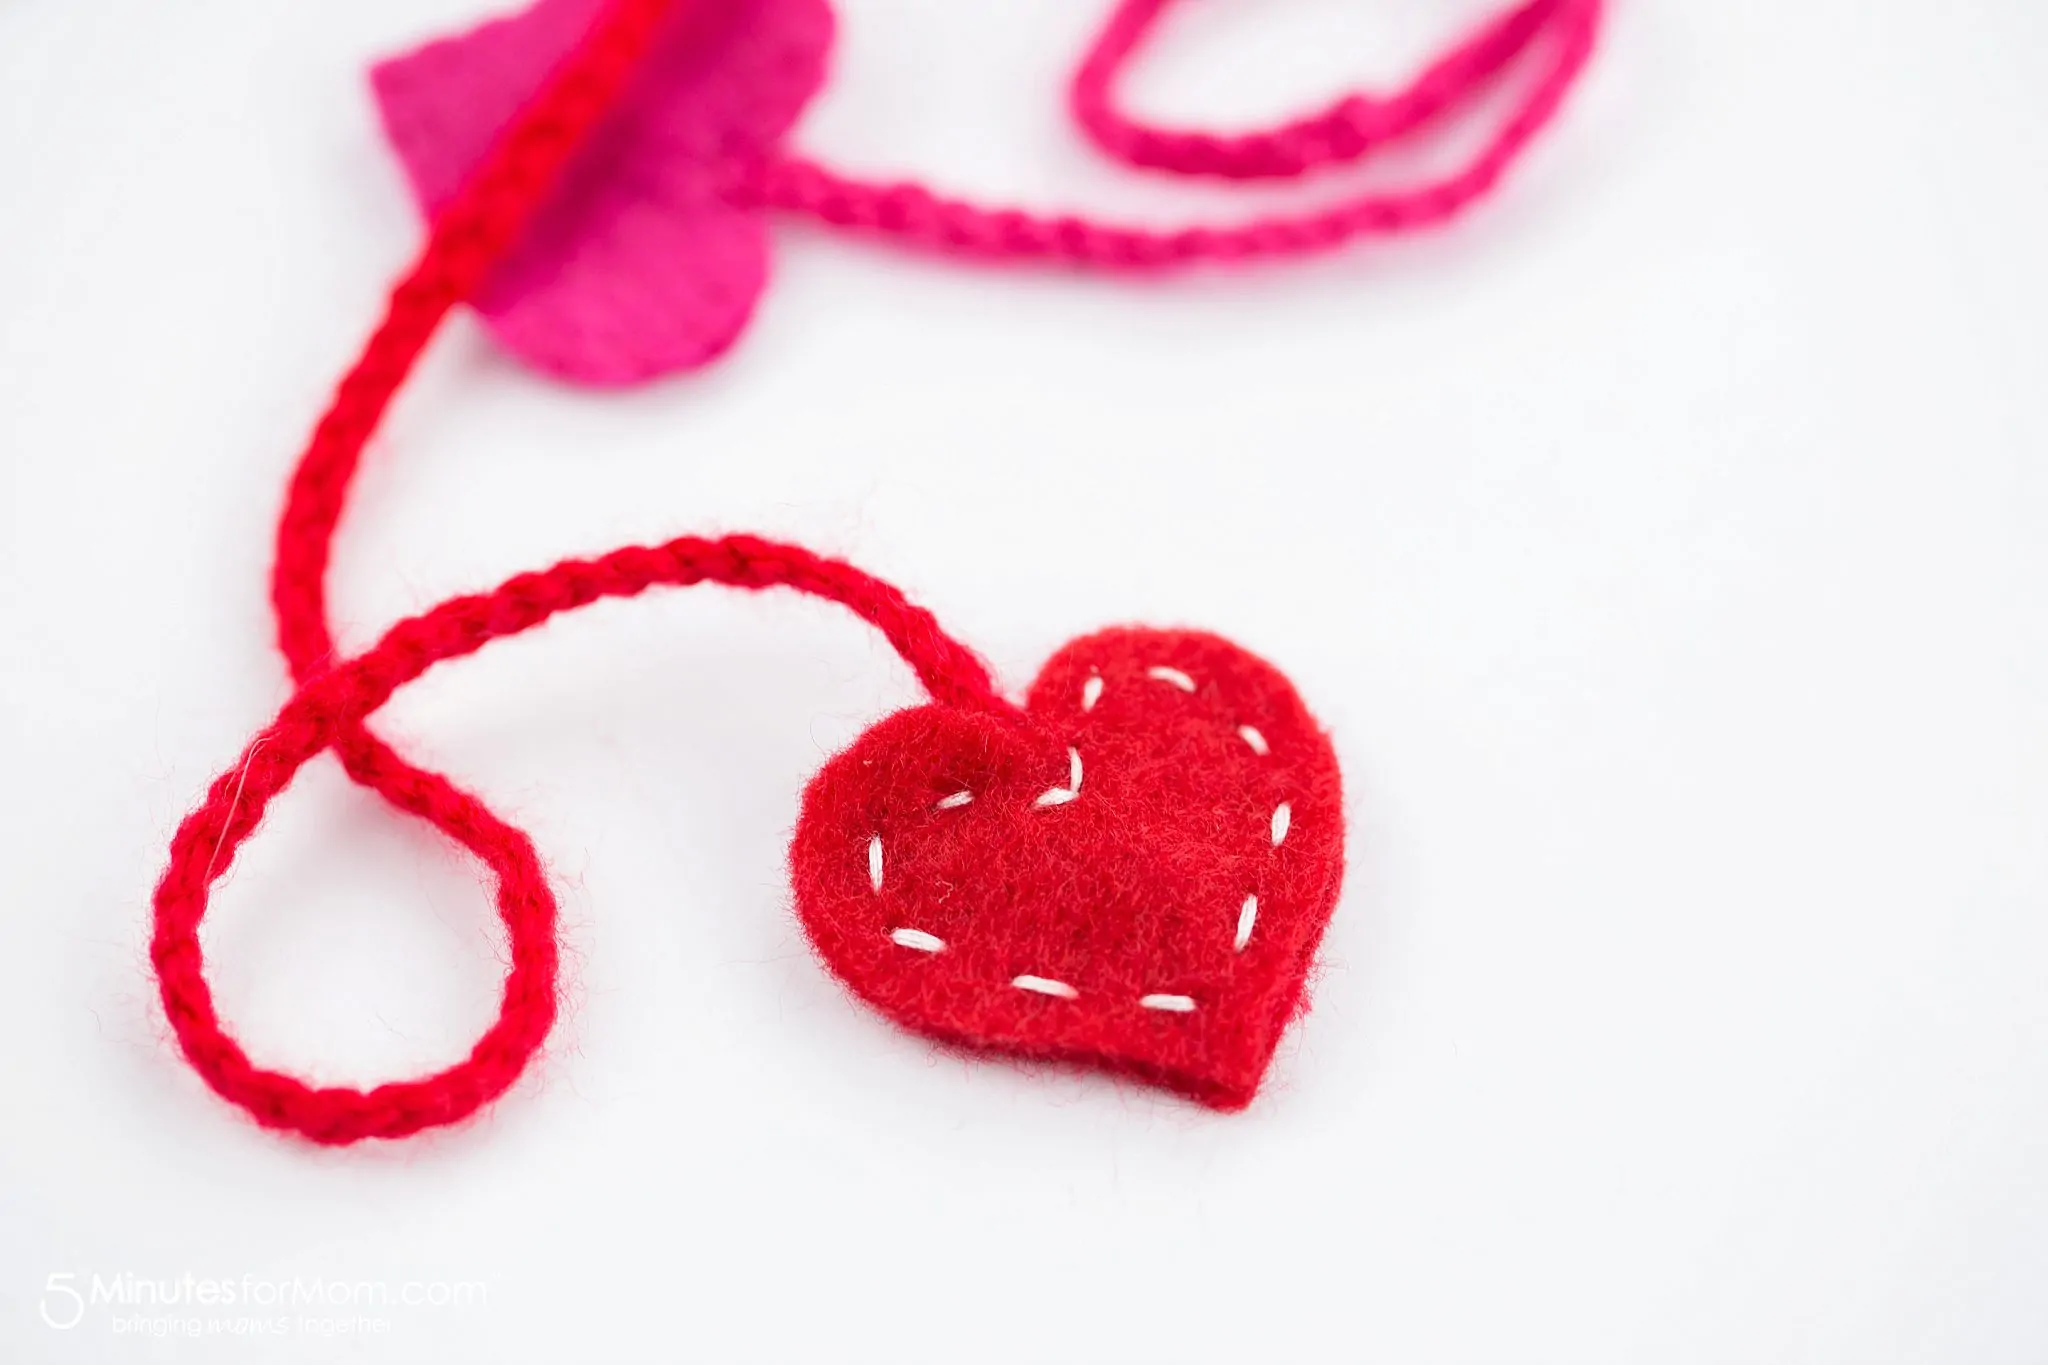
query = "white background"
xmin=3 ymin=0 xmax=2046 ymax=1360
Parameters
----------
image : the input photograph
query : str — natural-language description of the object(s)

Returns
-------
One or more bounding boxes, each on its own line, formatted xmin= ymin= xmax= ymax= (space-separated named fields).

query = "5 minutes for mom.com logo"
xmin=37 ymin=1271 xmax=488 ymax=1337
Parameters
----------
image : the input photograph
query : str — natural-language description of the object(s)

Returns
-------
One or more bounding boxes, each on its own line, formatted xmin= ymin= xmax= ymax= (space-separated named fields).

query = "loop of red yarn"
xmin=158 ymin=0 xmax=716 ymax=1143
xmin=166 ymin=0 xmax=1018 ymax=1150
xmin=155 ymin=0 xmax=1605 ymax=1140
xmin=156 ymin=536 xmax=1012 ymax=1144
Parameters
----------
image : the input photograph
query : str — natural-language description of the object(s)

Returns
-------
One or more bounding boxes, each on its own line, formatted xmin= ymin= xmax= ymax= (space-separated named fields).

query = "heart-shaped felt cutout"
xmin=791 ymin=628 xmax=1346 ymax=1108
xmin=372 ymin=0 xmax=832 ymax=385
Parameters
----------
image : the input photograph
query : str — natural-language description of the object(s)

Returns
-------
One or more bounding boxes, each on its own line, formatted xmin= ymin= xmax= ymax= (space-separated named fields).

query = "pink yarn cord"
xmin=1074 ymin=0 xmax=1572 ymax=180
xmin=756 ymin=0 xmax=1602 ymax=266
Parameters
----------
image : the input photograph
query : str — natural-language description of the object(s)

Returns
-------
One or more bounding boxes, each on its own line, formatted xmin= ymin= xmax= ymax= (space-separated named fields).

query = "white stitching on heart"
xmin=1147 ymin=665 xmax=1196 ymax=692
xmin=1130 ymin=664 xmax=1287 ymax=949
xmin=890 ymin=927 xmax=945 ymax=952
xmin=869 ymin=658 xmax=1300 ymax=1002
xmin=1012 ymin=974 xmax=1078 ymax=999
xmin=1033 ymin=746 xmax=1083 ymax=807
xmin=1235 ymin=894 xmax=1259 ymax=952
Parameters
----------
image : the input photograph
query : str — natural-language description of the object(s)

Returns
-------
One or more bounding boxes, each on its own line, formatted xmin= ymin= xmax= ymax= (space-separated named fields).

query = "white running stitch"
xmin=1235 ymin=895 xmax=1259 ymax=951
xmin=1140 ymin=994 xmax=1196 ymax=1012
xmin=868 ymin=665 xmax=1300 ymax=990
xmin=1147 ymin=665 xmax=1196 ymax=693
xmin=1034 ymin=747 xmax=1084 ymax=807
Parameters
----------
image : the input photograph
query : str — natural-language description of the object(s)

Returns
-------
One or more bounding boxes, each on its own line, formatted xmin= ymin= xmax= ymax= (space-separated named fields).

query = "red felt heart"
xmin=790 ymin=628 xmax=1346 ymax=1108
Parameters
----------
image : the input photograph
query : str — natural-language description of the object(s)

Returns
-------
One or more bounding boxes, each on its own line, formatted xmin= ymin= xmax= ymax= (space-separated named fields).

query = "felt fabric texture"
xmin=791 ymin=627 xmax=1346 ymax=1109
xmin=372 ymin=0 xmax=831 ymax=385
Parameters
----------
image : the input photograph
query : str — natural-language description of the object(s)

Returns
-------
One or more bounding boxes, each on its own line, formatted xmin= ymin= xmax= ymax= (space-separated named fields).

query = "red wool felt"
xmin=792 ymin=628 xmax=1345 ymax=1109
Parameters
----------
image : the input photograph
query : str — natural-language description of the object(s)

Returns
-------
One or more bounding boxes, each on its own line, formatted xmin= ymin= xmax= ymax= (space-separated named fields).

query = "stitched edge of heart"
xmin=788 ymin=627 xmax=1347 ymax=1108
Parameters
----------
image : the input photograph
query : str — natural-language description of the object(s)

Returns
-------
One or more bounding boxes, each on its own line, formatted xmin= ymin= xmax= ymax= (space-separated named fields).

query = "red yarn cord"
xmin=756 ymin=0 xmax=1601 ymax=265
xmin=277 ymin=0 xmax=1603 ymax=695
xmin=268 ymin=0 xmax=693 ymax=1001
xmin=172 ymin=0 xmax=1605 ymax=1143
xmin=157 ymin=536 xmax=1013 ymax=1144
xmin=274 ymin=0 xmax=679 ymax=686
xmin=172 ymin=0 xmax=1002 ymax=1144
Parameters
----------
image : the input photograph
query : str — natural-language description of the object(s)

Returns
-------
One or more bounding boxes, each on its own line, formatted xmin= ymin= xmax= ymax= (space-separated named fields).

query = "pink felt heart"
xmin=790 ymin=628 xmax=1348 ymax=1108
xmin=372 ymin=0 xmax=833 ymax=385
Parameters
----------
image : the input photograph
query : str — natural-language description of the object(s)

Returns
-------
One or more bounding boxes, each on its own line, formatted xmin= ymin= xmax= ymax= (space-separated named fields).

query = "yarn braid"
xmin=175 ymin=0 xmax=1006 ymax=1144
xmin=165 ymin=0 xmax=1602 ymax=1142
xmin=756 ymin=0 xmax=1602 ymax=266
